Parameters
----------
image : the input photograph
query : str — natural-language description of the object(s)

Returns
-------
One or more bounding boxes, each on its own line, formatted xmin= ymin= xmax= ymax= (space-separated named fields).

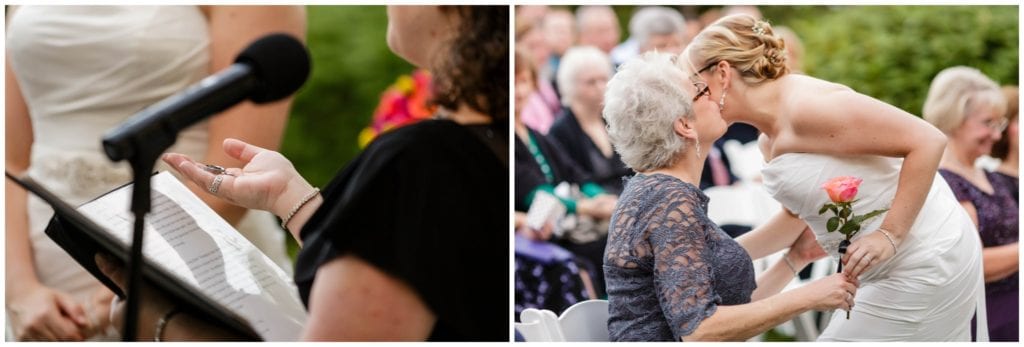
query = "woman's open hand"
xmin=162 ymin=138 xmax=314 ymax=219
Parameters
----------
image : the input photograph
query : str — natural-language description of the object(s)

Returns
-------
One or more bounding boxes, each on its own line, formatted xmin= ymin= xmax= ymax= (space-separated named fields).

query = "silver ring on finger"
xmin=209 ymin=174 xmax=224 ymax=193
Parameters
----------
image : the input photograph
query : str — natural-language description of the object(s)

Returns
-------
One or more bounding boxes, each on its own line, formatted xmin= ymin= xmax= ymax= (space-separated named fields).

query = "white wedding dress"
xmin=7 ymin=6 xmax=292 ymax=336
xmin=761 ymin=153 xmax=987 ymax=341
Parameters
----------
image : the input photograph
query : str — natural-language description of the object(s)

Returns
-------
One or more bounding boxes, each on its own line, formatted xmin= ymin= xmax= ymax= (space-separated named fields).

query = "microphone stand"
xmin=107 ymin=129 xmax=177 ymax=341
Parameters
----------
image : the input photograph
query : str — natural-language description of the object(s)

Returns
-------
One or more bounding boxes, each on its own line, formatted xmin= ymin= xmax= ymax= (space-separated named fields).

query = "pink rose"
xmin=821 ymin=176 xmax=863 ymax=203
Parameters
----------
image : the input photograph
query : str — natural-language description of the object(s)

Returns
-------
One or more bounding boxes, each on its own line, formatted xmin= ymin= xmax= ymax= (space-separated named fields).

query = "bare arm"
xmin=982 ymin=243 xmax=1019 ymax=283
xmin=301 ymin=256 xmax=436 ymax=340
xmin=190 ymin=5 xmax=307 ymax=225
xmin=5 ymin=52 xmax=37 ymax=307
xmin=749 ymin=255 xmax=802 ymax=302
xmin=5 ymin=55 xmax=90 ymax=340
xmin=788 ymin=87 xmax=947 ymax=244
xmin=959 ymin=201 xmax=1019 ymax=282
xmin=735 ymin=209 xmax=806 ymax=260
xmin=786 ymin=87 xmax=947 ymax=278
xmin=749 ymin=228 xmax=825 ymax=302
xmin=685 ymin=273 xmax=855 ymax=342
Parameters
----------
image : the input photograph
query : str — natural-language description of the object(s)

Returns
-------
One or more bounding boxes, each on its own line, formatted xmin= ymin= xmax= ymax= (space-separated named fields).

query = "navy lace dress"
xmin=604 ymin=174 xmax=756 ymax=341
xmin=940 ymin=169 xmax=1019 ymax=341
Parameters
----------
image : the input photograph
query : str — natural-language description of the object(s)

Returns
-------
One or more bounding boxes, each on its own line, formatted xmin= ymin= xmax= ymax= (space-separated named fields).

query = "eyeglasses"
xmin=692 ymin=81 xmax=711 ymax=102
xmin=688 ymin=62 xmax=717 ymax=102
xmin=690 ymin=61 xmax=718 ymax=82
xmin=980 ymin=117 xmax=1009 ymax=133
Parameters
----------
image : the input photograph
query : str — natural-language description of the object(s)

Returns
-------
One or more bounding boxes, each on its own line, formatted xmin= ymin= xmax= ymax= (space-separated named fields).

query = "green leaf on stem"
xmin=849 ymin=208 xmax=889 ymax=225
xmin=819 ymin=204 xmax=832 ymax=215
xmin=840 ymin=220 xmax=861 ymax=236
xmin=840 ymin=206 xmax=852 ymax=219
xmin=827 ymin=217 xmax=840 ymax=232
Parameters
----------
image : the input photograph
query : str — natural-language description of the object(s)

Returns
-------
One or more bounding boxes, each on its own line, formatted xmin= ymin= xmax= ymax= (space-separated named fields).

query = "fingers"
xmin=30 ymin=295 xmax=85 ymax=341
xmin=844 ymin=247 xmax=865 ymax=278
xmin=164 ymin=154 xmax=239 ymax=198
xmin=41 ymin=308 xmax=85 ymax=341
xmin=161 ymin=152 xmax=193 ymax=171
xmin=833 ymin=277 xmax=857 ymax=312
xmin=23 ymin=322 xmax=59 ymax=341
xmin=94 ymin=253 xmax=126 ymax=291
xmin=223 ymin=138 xmax=268 ymax=163
xmin=53 ymin=291 xmax=89 ymax=327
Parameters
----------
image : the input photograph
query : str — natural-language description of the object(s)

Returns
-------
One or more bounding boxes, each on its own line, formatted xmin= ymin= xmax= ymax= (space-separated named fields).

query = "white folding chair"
xmin=558 ymin=299 xmax=610 ymax=341
xmin=722 ymin=139 xmax=766 ymax=183
xmin=514 ymin=308 xmax=562 ymax=342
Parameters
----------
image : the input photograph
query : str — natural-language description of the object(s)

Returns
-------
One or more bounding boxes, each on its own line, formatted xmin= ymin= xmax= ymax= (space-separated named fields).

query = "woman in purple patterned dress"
xmin=924 ymin=67 xmax=1018 ymax=341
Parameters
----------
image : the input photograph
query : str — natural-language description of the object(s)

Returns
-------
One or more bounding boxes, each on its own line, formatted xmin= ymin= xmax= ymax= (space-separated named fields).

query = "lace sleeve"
xmin=649 ymin=191 xmax=720 ymax=339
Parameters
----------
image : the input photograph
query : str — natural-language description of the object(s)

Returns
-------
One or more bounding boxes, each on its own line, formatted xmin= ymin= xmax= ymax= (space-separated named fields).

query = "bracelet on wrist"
xmin=877 ymin=228 xmax=899 ymax=255
xmin=281 ymin=187 xmax=320 ymax=230
xmin=782 ymin=252 xmax=800 ymax=276
xmin=154 ymin=307 xmax=181 ymax=342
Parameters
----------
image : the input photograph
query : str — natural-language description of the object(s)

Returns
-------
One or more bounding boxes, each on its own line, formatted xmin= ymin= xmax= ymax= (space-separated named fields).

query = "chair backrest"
xmin=722 ymin=139 xmax=766 ymax=182
xmin=515 ymin=308 xmax=563 ymax=342
xmin=704 ymin=185 xmax=761 ymax=227
xmin=558 ymin=299 xmax=610 ymax=341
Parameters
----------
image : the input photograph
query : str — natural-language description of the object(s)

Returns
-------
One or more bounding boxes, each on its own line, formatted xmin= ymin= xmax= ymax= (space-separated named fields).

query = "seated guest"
xmin=602 ymin=52 xmax=858 ymax=341
xmin=549 ymin=45 xmax=632 ymax=196
xmin=924 ymin=67 xmax=1018 ymax=341
xmin=516 ymin=18 xmax=562 ymax=134
xmin=513 ymin=48 xmax=592 ymax=319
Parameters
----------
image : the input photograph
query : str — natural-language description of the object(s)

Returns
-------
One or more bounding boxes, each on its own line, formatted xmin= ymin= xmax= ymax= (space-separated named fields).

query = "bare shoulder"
xmin=784 ymin=75 xmax=855 ymax=110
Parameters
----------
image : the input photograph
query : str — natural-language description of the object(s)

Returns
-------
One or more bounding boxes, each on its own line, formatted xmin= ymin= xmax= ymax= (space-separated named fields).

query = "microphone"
xmin=102 ymin=33 xmax=311 ymax=162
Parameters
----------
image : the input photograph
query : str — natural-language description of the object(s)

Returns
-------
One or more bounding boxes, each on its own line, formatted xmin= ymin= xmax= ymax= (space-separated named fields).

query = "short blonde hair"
xmin=922 ymin=66 xmax=1006 ymax=134
xmin=603 ymin=52 xmax=692 ymax=172
xmin=684 ymin=14 xmax=789 ymax=84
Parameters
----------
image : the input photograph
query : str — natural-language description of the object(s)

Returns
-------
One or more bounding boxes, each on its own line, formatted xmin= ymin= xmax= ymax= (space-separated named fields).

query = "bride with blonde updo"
xmin=677 ymin=14 xmax=988 ymax=341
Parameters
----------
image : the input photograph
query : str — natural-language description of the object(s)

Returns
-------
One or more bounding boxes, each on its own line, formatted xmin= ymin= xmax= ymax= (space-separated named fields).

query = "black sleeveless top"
xmin=294 ymin=119 xmax=508 ymax=341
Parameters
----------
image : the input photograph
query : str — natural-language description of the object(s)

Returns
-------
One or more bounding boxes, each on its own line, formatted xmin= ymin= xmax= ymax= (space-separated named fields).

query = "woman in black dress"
xmin=99 ymin=6 xmax=508 ymax=341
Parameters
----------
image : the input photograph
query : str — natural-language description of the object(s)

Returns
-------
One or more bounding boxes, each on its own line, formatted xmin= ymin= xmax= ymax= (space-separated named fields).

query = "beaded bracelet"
xmin=281 ymin=187 xmax=321 ymax=230
xmin=877 ymin=228 xmax=899 ymax=254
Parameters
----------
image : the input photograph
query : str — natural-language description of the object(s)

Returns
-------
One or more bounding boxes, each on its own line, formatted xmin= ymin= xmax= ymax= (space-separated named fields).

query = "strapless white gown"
xmin=761 ymin=153 xmax=987 ymax=341
xmin=6 ymin=6 xmax=292 ymax=333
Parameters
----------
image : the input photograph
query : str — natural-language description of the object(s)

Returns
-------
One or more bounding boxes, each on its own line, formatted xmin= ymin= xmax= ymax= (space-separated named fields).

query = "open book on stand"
xmin=8 ymin=171 xmax=307 ymax=341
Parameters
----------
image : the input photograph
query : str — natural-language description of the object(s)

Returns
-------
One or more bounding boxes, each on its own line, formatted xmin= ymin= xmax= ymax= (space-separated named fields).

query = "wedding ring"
xmin=209 ymin=174 xmax=224 ymax=193
xmin=203 ymin=164 xmax=235 ymax=176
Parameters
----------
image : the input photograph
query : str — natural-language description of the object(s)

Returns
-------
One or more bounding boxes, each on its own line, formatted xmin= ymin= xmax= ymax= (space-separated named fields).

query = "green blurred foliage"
xmin=283 ymin=6 xmax=414 ymax=188
xmin=779 ymin=6 xmax=1018 ymax=117
xmin=585 ymin=5 xmax=1018 ymax=117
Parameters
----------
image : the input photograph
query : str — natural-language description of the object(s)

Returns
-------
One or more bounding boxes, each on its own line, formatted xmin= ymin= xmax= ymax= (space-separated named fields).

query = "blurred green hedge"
xmin=283 ymin=6 xmax=414 ymax=188
xmin=779 ymin=5 xmax=1018 ymax=117
xmin=605 ymin=5 xmax=1017 ymax=117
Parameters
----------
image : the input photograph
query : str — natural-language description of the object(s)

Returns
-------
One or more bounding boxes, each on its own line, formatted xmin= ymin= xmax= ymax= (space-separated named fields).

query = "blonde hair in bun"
xmin=685 ymin=14 xmax=789 ymax=84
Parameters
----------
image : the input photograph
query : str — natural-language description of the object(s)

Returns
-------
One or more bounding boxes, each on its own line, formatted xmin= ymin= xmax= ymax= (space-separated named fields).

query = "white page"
xmin=77 ymin=172 xmax=307 ymax=341
xmin=525 ymin=190 xmax=566 ymax=235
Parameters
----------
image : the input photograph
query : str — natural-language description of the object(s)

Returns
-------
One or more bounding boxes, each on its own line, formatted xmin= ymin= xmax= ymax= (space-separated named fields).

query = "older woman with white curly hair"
xmin=601 ymin=51 xmax=858 ymax=341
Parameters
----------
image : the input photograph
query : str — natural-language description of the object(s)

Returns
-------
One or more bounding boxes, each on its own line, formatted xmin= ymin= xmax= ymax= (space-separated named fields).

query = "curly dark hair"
xmin=433 ymin=6 xmax=509 ymax=124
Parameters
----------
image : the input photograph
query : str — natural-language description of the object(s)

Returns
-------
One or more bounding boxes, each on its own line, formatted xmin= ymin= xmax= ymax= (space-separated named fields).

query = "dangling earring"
xmin=718 ymin=89 xmax=727 ymax=111
xmin=694 ymin=133 xmax=702 ymax=158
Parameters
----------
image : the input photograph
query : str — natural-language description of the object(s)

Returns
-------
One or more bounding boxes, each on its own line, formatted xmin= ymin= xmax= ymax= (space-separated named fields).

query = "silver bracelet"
xmin=877 ymin=228 xmax=899 ymax=254
xmin=281 ymin=187 xmax=321 ymax=230
xmin=154 ymin=307 xmax=180 ymax=342
xmin=782 ymin=252 xmax=800 ymax=276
